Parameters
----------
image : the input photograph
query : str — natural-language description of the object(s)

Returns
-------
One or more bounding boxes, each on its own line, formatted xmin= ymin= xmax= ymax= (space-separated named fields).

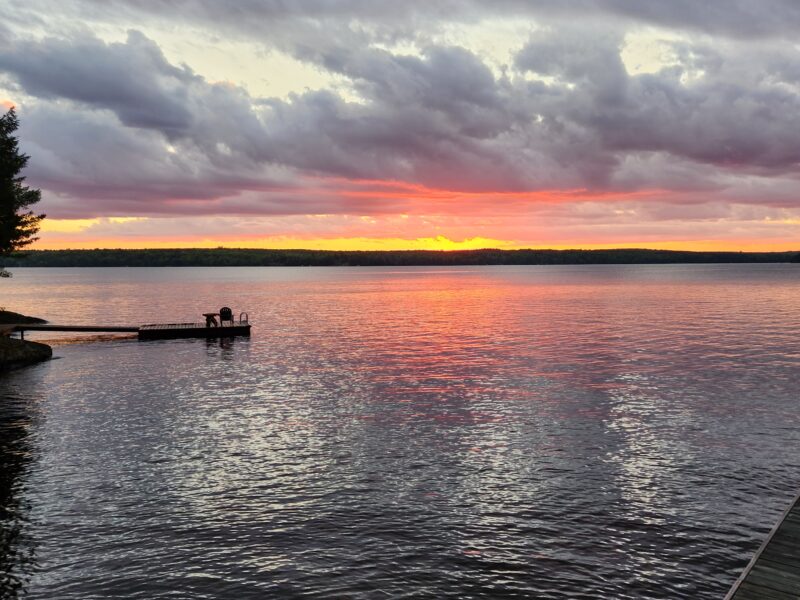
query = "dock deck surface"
xmin=726 ymin=493 xmax=800 ymax=599
xmin=138 ymin=322 xmax=250 ymax=339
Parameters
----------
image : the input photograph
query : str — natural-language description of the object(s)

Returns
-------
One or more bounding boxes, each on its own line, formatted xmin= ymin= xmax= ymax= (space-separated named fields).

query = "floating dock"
xmin=138 ymin=322 xmax=251 ymax=340
xmin=8 ymin=321 xmax=251 ymax=340
xmin=725 ymin=492 xmax=800 ymax=599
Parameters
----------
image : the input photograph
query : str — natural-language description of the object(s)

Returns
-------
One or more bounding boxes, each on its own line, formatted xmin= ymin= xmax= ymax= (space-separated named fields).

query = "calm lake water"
xmin=2 ymin=264 xmax=800 ymax=599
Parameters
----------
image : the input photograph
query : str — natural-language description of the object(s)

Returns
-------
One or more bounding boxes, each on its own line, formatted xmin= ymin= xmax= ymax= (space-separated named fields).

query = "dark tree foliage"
xmin=0 ymin=108 xmax=44 ymax=255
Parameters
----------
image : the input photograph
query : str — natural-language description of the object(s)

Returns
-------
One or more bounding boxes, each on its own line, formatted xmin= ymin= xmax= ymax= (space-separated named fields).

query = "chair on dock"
xmin=219 ymin=307 xmax=233 ymax=326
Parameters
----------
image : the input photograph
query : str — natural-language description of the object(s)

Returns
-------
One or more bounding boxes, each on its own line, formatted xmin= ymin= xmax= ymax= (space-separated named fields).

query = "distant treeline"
xmin=3 ymin=248 xmax=800 ymax=267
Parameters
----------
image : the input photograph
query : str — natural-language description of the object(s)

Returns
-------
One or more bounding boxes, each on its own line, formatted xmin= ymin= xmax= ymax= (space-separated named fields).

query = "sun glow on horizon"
xmin=32 ymin=233 xmax=517 ymax=252
xmin=30 ymin=223 xmax=800 ymax=254
xmin=39 ymin=216 xmax=146 ymax=234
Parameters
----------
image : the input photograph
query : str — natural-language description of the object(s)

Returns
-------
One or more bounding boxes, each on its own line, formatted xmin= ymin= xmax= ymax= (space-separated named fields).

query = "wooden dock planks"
xmin=137 ymin=322 xmax=251 ymax=340
xmin=726 ymin=493 xmax=800 ymax=599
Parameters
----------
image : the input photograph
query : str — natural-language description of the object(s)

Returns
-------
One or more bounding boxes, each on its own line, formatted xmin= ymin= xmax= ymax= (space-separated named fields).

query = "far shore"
xmin=3 ymin=247 xmax=800 ymax=268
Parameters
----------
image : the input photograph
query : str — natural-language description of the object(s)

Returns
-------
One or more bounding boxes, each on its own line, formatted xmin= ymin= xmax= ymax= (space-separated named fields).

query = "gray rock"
xmin=0 ymin=337 xmax=52 ymax=370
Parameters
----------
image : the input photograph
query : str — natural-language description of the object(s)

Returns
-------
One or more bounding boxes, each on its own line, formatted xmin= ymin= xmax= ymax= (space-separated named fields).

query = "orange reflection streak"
xmin=338 ymin=273 xmax=518 ymax=428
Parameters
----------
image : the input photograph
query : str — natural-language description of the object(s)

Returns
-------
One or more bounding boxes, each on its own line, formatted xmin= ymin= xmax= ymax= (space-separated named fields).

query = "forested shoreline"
xmin=3 ymin=248 xmax=800 ymax=267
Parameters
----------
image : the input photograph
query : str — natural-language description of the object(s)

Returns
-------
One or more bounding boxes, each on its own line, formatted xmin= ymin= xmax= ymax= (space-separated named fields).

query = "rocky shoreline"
xmin=0 ymin=311 xmax=52 ymax=370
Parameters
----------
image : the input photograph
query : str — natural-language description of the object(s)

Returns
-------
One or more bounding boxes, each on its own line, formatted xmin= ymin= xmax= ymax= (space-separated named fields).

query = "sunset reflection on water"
xmin=2 ymin=264 xmax=800 ymax=599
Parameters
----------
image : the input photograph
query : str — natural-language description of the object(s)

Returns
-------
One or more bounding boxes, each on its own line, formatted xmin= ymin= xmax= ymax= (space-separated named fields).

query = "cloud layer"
xmin=1 ymin=1 xmax=799 ymax=248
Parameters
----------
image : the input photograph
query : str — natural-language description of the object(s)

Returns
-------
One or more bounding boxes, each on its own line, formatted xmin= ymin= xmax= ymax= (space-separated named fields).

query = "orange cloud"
xmin=321 ymin=177 xmax=669 ymax=211
xmin=29 ymin=185 xmax=800 ymax=253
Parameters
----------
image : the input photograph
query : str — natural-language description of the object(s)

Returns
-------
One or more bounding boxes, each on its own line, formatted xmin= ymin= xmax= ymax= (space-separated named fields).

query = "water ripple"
xmin=1 ymin=264 xmax=799 ymax=598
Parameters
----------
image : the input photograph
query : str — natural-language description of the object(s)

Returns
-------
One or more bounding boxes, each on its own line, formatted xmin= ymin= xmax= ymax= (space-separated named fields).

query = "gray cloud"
xmin=0 ymin=30 xmax=196 ymax=132
xmin=22 ymin=0 xmax=800 ymax=40
xmin=510 ymin=26 xmax=800 ymax=174
xmin=2 ymin=14 xmax=800 ymax=221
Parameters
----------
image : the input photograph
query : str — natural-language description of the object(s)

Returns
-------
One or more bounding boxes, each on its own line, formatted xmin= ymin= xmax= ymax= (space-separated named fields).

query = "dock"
xmin=138 ymin=322 xmax=251 ymax=340
xmin=7 ymin=321 xmax=250 ymax=340
xmin=726 ymin=492 xmax=800 ymax=599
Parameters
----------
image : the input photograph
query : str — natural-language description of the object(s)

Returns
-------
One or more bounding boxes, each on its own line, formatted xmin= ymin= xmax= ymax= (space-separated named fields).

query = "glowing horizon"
xmin=31 ymin=225 xmax=800 ymax=253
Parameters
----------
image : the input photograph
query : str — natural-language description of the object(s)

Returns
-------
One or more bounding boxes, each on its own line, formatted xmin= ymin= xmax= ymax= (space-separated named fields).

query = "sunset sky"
xmin=1 ymin=1 xmax=799 ymax=251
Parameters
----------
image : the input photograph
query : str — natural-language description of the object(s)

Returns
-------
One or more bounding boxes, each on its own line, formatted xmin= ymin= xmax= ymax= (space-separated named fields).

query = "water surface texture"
xmin=2 ymin=264 xmax=800 ymax=599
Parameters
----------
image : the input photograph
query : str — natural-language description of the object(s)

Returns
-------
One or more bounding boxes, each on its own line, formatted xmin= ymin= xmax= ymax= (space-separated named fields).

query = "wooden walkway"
xmin=726 ymin=492 xmax=800 ymax=599
xmin=13 ymin=324 xmax=139 ymax=333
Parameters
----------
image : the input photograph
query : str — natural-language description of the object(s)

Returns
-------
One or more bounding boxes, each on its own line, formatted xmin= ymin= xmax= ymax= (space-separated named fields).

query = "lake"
xmin=2 ymin=264 xmax=800 ymax=598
